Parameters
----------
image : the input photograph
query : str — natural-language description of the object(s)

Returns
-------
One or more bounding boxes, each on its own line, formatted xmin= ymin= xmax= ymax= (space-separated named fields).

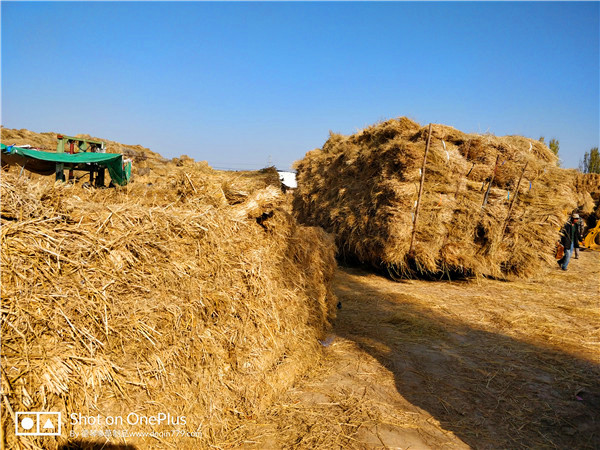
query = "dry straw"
xmin=574 ymin=172 xmax=600 ymax=219
xmin=293 ymin=117 xmax=587 ymax=279
xmin=1 ymin=157 xmax=337 ymax=449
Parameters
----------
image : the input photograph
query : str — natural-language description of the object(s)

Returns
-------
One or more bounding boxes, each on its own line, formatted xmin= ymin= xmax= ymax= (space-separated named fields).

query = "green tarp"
xmin=1 ymin=144 xmax=130 ymax=185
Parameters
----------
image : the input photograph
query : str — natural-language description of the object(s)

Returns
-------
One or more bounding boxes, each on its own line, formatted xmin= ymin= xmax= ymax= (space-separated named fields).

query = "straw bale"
xmin=1 ymin=162 xmax=336 ymax=449
xmin=573 ymin=173 xmax=600 ymax=218
xmin=575 ymin=172 xmax=600 ymax=194
xmin=293 ymin=117 xmax=578 ymax=279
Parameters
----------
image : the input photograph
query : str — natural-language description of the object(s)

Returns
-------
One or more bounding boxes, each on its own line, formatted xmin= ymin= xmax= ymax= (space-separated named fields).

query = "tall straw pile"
xmin=1 ymin=160 xmax=337 ymax=448
xmin=575 ymin=172 xmax=600 ymax=220
xmin=293 ymin=117 xmax=583 ymax=279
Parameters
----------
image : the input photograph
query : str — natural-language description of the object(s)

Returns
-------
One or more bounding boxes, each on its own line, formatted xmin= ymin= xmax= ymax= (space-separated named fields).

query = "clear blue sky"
xmin=2 ymin=1 xmax=598 ymax=170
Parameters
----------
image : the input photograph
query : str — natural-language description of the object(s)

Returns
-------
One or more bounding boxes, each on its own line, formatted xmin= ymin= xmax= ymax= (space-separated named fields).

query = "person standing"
xmin=574 ymin=215 xmax=585 ymax=259
xmin=558 ymin=214 xmax=582 ymax=271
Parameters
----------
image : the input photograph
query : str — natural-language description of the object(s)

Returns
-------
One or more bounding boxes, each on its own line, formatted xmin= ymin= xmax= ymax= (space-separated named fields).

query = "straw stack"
xmin=575 ymin=172 xmax=600 ymax=219
xmin=293 ymin=117 xmax=581 ymax=279
xmin=0 ymin=126 xmax=164 ymax=162
xmin=1 ymin=161 xmax=337 ymax=448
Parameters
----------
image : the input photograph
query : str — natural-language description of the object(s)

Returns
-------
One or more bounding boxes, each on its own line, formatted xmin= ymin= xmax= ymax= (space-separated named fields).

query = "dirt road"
xmin=259 ymin=250 xmax=599 ymax=449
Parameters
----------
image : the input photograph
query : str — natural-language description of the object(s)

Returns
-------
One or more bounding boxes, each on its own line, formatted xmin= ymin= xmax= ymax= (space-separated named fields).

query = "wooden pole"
xmin=409 ymin=123 xmax=432 ymax=256
xmin=501 ymin=162 xmax=529 ymax=238
xmin=482 ymin=154 xmax=500 ymax=208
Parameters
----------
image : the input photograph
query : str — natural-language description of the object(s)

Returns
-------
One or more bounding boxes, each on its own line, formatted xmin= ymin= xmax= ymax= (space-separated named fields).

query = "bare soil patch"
xmin=256 ymin=250 xmax=599 ymax=449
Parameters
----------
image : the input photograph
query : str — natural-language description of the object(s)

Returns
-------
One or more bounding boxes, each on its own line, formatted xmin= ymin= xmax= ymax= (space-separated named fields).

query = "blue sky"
xmin=2 ymin=2 xmax=598 ymax=170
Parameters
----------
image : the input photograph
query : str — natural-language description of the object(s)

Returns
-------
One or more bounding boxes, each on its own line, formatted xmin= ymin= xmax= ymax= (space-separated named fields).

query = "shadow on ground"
xmin=333 ymin=267 xmax=600 ymax=449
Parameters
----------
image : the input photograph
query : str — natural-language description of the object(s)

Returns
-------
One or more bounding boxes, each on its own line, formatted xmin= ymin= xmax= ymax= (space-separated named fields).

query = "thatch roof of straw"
xmin=293 ymin=117 xmax=585 ymax=279
xmin=1 ymin=162 xmax=337 ymax=448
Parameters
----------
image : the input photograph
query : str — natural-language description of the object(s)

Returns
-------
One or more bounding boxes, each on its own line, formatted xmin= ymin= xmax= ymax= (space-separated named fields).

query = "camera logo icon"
xmin=15 ymin=412 xmax=61 ymax=436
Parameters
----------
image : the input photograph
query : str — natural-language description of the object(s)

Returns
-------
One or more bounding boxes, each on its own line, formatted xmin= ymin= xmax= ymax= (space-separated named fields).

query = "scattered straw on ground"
xmin=241 ymin=250 xmax=598 ymax=449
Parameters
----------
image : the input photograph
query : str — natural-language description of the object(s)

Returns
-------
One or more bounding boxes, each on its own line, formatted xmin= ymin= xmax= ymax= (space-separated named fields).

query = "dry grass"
xmin=252 ymin=253 xmax=598 ymax=449
xmin=0 ymin=127 xmax=164 ymax=164
xmin=1 ymin=158 xmax=337 ymax=449
xmin=333 ymin=253 xmax=599 ymax=448
xmin=237 ymin=335 xmax=467 ymax=449
xmin=3 ymin=124 xmax=598 ymax=449
xmin=575 ymin=173 xmax=600 ymax=221
xmin=293 ymin=117 xmax=590 ymax=279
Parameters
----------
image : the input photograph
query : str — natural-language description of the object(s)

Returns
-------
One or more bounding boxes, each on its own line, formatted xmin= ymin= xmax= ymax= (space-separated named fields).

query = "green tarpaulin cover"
xmin=1 ymin=144 xmax=130 ymax=185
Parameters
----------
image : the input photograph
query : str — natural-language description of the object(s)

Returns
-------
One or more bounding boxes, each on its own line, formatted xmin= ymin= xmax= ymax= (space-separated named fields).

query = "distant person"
xmin=574 ymin=215 xmax=585 ymax=259
xmin=558 ymin=214 xmax=582 ymax=271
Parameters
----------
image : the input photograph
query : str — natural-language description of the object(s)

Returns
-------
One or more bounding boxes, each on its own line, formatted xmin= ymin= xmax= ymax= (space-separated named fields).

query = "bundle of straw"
xmin=574 ymin=173 xmax=600 ymax=218
xmin=1 ymin=162 xmax=336 ymax=449
xmin=293 ymin=117 xmax=581 ymax=279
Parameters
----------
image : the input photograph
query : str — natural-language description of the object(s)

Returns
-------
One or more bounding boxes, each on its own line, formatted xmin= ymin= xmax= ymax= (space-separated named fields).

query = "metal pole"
xmin=501 ymin=162 xmax=529 ymax=238
xmin=409 ymin=123 xmax=432 ymax=256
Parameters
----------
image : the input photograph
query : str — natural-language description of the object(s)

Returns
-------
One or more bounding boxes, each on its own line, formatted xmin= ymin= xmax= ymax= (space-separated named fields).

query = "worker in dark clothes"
xmin=574 ymin=215 xmax=585 ymax=259
xmin=558 ymin=213 xmax=582 ymax=271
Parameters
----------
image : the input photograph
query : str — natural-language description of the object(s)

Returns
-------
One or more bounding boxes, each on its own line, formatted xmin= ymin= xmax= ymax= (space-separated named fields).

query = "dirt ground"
xmin=250 ymin=249 xmax=599 ymax=449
